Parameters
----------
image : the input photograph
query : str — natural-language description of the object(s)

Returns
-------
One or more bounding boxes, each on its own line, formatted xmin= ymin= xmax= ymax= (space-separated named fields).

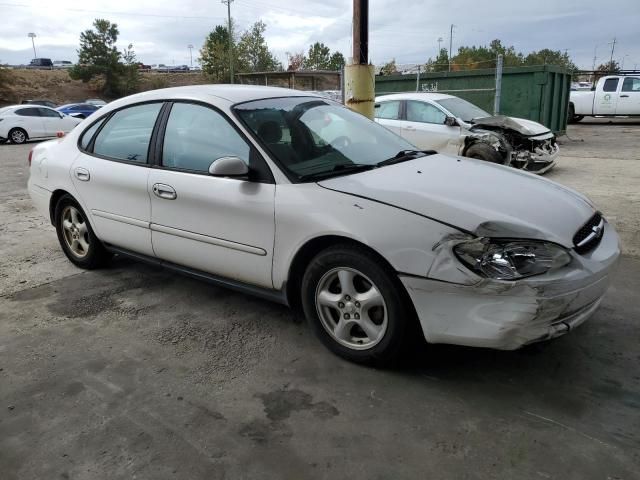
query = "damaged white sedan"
xmin=375 ymin=92 xmax=560 ymax=174
xmin=28 ymin=85 xmax=619 ymax=366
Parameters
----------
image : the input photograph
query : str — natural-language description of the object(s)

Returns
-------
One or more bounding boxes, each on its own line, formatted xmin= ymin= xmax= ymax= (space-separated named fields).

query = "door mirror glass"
xmin=208 ymin=156 xmax=249 ymax=177
xmin=444 ymin=116 xmax=458 ymax=127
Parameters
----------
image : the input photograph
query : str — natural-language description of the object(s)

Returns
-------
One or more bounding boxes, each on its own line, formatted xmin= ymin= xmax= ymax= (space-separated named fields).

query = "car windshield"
xmin=234 ymin=97 xmax=415 ymax=182
xmin=435 ymin=97 xmax=490 ymax=122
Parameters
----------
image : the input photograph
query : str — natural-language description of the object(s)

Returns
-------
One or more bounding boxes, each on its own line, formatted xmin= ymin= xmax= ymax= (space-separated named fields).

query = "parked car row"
xmin=25 ymin=85 xmax=619 ymax=366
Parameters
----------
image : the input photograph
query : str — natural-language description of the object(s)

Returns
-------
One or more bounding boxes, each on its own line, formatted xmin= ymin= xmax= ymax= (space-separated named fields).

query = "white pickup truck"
xmin=569 ymin=75 xmax=640 ymax=122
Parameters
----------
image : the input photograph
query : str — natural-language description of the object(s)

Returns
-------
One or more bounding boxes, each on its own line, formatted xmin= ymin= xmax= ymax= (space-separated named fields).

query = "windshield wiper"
xmin=298 ymin=163 xmax=376 ymax=182
xmin=376 ymin=149 xmax=435 ymax=167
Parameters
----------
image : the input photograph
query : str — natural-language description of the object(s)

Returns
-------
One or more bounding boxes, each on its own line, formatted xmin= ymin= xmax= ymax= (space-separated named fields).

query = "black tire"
xmin=54 ymin=194 xmax=111 ymax=269
xmin=9 ymin=128 xmax=28 ymax=145
xmin=567 ymin=104 xmax=583 ymax=124
xmin=465 ymin=142 xmax=504 ymax=163
xmin=301 ymin=244 xmax=418 ymax=367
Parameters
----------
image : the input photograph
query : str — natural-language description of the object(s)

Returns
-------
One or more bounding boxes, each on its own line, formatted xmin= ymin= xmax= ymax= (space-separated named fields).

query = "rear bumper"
xmin=400 ymin=222 xmax=620 ymax=350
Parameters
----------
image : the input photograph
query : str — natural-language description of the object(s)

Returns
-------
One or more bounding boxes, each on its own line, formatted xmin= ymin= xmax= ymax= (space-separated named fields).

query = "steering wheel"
xmin=330 ymin=136 xmax=351 ymax=149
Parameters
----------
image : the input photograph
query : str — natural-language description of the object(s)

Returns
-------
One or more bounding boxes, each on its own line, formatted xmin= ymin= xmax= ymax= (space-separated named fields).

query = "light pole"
xmin=437 ymin=37 xmax=443 ymax=56
xmin=187 ymin=44 xmax=194 ymax=67
xmin=28 ymin=32 xmax=37 ymax=59
xmin=620 ymin=54 xmax=629 ymax=70
xmin=221 ymin=0 xmax=234 ymax=83
xmin=448 ymin=24 xmax=455 ymax=72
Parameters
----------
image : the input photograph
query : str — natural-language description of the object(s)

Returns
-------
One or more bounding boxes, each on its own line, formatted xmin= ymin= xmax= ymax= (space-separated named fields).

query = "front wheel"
xmin=465 ymin=142 xmax=504 ymax=164
xmin=301 ymin=245 xmax=418 ymax=366
xmin=54 ymin=195 xmax=111 ymax=269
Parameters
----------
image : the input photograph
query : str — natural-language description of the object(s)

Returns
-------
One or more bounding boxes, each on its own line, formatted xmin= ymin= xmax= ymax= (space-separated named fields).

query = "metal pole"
xmin=448 ymin=24 xmax=454 ymax=72
xmin=345 ymin=0 xmax=374 ymax=118
xmin=416 ymin=65 xmax=420 ymax=92
xmin=28 ymin=32 xmax=37 ymax=59
xmin=609 ymin=37 xmax=616 ymax=69
xmin=493 ymin=54 xmax=503 ymax=115
xmin=222 ymin=0 xmax=234 ymax=83
xmin=188 ymin=44 xmax=193 ymax=67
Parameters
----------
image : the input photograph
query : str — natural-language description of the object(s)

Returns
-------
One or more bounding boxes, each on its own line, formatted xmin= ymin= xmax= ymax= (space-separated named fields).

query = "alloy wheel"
xmin=10 ymin=130 xmax=26 ymax=144
xmin=61 ymin=206 xmax=90 ymax=258
xmin=315 ymin=267 xmax=388 ymax=350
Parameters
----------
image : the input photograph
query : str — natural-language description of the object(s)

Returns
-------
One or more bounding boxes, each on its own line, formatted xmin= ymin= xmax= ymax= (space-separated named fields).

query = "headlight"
xmin=454 ymin=239 xmax=571 ymax=280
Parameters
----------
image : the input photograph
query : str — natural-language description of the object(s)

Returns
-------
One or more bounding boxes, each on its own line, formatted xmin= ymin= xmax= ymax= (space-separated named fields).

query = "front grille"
xmin=573 ymin=212 xmax=604 ymax=254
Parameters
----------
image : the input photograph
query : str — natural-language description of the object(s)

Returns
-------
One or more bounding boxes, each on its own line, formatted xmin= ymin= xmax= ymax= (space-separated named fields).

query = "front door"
xmin=402 ymin=100 xmax=460 ymax=154
xmin=71 ymin=102 xmax=164 ymax=257
xmin=616 ymin=77 xmax=640 ymax=115
xmin=148 ymin=102 xmax=275 ymax=288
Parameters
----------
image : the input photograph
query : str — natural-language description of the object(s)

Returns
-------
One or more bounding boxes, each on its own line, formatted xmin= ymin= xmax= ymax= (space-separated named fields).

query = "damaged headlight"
xmin=454 ymin=239 xmax=571 ymax=280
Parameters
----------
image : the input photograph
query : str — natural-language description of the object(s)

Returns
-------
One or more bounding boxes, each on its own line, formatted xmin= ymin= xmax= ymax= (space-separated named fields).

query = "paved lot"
xmin=1 ymin=122 xmax=639 ymax=479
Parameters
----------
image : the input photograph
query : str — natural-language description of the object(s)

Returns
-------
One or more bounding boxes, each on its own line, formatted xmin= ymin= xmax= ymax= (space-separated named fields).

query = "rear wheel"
xmin=301 ymin=245 xmax=417 ymax=366
xmin=568 ymin=104 xmax=583 ymax=124
xmin=54 ymin=195 xmax=111 ymax=269
xmin=9 ymin=128 xmax=28 ymax=144
xmin=465 ymin=142 xmax=504 ymax=164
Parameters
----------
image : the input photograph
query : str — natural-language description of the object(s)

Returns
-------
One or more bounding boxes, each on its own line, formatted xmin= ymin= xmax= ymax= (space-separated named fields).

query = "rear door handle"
xmin=620 ymin=94 xmax=630 ymax=98
xmin=74 ymin=167 xmax=90 ymax=181
xmin=405 ymin=126 xmax=416 ymax=131
xmin=152 ymin=183 xmax=177 ymax=200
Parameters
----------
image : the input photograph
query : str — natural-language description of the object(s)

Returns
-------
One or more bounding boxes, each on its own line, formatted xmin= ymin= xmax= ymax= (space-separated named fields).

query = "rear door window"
xmin=92 ymin=103 xmax=162 ymax=163
xmin=622 ymin=77 xmax=640 ymax=92
xmin=602 ymin=78 xmax=619 ymax=92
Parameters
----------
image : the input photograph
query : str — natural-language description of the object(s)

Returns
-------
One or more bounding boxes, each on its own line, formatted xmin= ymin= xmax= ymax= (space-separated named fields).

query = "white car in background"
xmin=27 ymin=85 xmax=619 ymax=366
xmin=0 ymin=105 xmax=81 ymax=144
xmin=375 ymin=93 xmax=559 ymax=174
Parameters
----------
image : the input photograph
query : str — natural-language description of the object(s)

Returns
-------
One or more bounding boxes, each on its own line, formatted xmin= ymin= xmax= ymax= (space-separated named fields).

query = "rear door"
xmin=148 ymin=101 xmax=276 ymax=288
xmin=594 ymin=77 xmax=619 ymax=115
xmin=402 ymin=100 xmax=460 ymax=153
xmin=616 ymin=77 xmax=640 ymax=115
xmin=374 ymin=100 xmax=403 ymax=136
xmin=14 ymin=107 xmax=46 ymax=138
xmin=70 ymin=102 xmax=164 ymax=256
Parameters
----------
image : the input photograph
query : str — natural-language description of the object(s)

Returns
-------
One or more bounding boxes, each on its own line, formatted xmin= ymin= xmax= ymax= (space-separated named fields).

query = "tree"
xmin=425 ymin=48 xmax=449 ymax=72
xmin=286 ymin=51 xmax=305 ymax=71
xmin=70 ymin=19 xmax=123 ymax=97
xmin=379 ymin=59 xmax=398 ymax=76
xmin=119 ymin=43 xmax=140 ymax=96
xmin=236 ymin=21 xmax=281 ymax=72
xmin=200 ymin=25 xmax=232 ymax=82
xmin=305 ymin=42 xmax=331 ymax=70
xmin=524 ymin=49 xmax=577 ymax=70
xmin=596 ymin=60 xmax=620 ymax=73
xmin=327 ymin=52 xmax=345 ymax=71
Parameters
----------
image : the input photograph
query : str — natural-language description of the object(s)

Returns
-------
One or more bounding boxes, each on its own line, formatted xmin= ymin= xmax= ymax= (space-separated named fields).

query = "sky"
xmin=0 ymin=0 xmax=639 ymax=70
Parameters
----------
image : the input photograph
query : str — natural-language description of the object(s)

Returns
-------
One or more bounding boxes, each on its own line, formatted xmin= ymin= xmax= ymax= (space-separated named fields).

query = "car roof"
xmin=103 ymin=85 xmax=318 ymax=110
xmin=375 ymin=92 xmax=457 ymax=102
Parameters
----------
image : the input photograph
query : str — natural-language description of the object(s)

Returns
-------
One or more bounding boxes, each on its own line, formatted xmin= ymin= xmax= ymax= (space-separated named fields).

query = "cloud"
xmin=0 ymin=0 xmax=638 ymax=69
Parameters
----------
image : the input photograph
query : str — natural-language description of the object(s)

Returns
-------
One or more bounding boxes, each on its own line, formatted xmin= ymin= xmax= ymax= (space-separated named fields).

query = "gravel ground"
xmin=0 ymin=121 xmax=639 ymax=480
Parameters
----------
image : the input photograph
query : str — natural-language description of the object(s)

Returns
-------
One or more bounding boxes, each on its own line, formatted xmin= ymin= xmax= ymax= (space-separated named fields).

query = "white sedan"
xmin=375 ymin=92 xmax=560 ymax=174
xmin=27 ymin=85 xmax=619 ymax=366
xmin=0 ymin=105 xmax=81 ymax=144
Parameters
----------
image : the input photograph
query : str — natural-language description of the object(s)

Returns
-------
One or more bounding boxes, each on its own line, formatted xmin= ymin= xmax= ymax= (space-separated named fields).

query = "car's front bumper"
xmin=400 ymin=222 xmax=620 ymax=350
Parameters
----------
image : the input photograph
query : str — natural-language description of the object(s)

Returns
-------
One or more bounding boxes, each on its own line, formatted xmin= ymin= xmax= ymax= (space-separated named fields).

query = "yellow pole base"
xmin=344 ymin=64 xmax=376 ymax=120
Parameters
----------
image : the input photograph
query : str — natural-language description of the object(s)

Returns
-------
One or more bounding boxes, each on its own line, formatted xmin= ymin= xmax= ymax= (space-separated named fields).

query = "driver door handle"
xmin=620 ymin=94 xmax=630 ymax=98
xmin=404 ymin=126 xmax=416 ymax=131
xmin=152 ymin=183 xmax=177 ymax=200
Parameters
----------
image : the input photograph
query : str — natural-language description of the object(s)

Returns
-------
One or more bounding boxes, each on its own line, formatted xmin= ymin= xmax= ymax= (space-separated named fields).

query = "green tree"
xmin=305 ymin=42 xmax=331 ymax=70
xmin=200 ymin=25 xmax=232 ymax=82
xmin=119 ymin=43 xmax=140 ymax=96
xmin=425 ymin=48 xmax=449 ymax=72
xmin=596 ymin=60 xmax=620 ymax=73
xmin=379 ymin=59 xmax=398 ymax=76
xmin=237 ymin=21 xmax=281 ymax=72
xmin=327 ymin=52 xmax=345 ymax=71
xmin=70 ymin=19 xmax=123 ymax=97
xmin=524 ymin=49 xmax=577 ymax=70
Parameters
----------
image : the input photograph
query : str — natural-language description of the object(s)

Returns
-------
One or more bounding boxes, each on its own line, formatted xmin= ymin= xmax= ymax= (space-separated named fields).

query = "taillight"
xmin=28 ymin=149 xmax=33 ymax=167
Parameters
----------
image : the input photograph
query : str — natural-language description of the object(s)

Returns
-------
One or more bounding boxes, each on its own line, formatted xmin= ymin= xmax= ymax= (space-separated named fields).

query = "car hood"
xmin=318 ymin=154 xmax=595 ymax=247
xmin=470 ymin=115 xmax=551 ymax=136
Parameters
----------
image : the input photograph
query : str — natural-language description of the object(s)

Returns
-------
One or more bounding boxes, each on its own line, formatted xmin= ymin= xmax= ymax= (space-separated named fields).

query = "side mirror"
xmin=58 ymin=112 xmax=65 ymax=118
xmin=444 ymin=116 xmax=457 ymax=127
xmin=208 ymin=156 xmax=249 ymax=177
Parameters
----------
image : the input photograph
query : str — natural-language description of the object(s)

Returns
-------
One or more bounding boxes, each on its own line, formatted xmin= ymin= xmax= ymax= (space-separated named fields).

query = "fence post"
xmin=416 ymin=65 xmax=421 ymax=92
xmin=493 ymin=54 xmax=503 ymax=115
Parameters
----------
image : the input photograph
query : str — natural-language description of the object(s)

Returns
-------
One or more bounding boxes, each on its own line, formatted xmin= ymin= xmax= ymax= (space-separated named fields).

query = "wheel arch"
xmin=49 ymin=189 xmax=72 ymax=224
xmin=285 ymin=234 xmax=412 ymax=316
